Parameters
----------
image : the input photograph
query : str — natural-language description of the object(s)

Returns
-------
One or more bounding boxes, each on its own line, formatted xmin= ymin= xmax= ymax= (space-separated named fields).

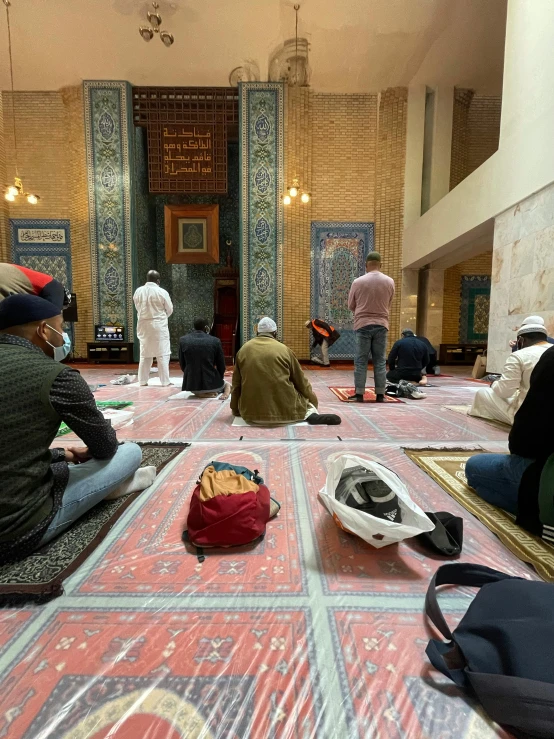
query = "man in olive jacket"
xmin=231 ymin=317 xmax=340 ymax=426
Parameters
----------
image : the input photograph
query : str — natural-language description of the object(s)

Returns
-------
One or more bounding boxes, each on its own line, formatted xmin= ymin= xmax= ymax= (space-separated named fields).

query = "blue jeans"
xmin=465 ymin=453 xmax=534 ymax=515
xmin=354 ymin=324 xmax=388 ymax=395
xmin=40 ymin=442 xmax=143 ymax=545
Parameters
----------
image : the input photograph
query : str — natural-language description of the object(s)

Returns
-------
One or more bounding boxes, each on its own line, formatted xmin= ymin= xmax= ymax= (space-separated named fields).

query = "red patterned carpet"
xmin=0 ymin=365 xmax=525 ymax=738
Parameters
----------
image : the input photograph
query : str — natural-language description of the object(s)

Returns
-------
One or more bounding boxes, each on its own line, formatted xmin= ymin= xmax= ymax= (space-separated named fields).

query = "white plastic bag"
xmin=319 ymin=454 xmax=435 ymax=548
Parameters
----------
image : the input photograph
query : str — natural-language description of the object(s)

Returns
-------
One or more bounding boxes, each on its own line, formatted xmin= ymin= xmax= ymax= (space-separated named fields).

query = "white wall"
xmin=403 ymin=0 xmax=554 ymax=268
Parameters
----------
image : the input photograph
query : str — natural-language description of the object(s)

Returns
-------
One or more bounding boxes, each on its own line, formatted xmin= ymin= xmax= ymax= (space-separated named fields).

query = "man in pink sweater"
xmin=347 ymin=252 xmax=395 ymax=402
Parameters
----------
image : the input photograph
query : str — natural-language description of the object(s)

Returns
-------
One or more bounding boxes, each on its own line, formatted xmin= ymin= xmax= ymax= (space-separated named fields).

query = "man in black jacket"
xmin=179 ymin=318 xmax=230 ymax=399
xmin=465 ymin=346 xmax=554 ymax=535
xmin=387 ymin=329 xmax=429 ymax=385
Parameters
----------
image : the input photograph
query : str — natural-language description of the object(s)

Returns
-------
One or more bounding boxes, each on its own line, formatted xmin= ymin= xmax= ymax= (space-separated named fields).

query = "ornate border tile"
xmin=239 ymin=82 xmax=284 ymax=341
xmin=83 ymin=81 xmax=135 ymax=330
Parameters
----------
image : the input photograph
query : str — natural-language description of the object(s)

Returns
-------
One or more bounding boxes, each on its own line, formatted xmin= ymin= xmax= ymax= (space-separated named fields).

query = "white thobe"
xmin=469 ymin=343 xmax=551 ymax=425
xmin=133 ymin=282 xmax=174 ymax=385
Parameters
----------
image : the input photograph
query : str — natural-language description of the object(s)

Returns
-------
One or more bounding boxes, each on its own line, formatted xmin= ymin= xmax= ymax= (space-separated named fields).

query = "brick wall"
xmin=442 ymin=251 xmax=493 ymax=342
xmin=61 ymin=86 xmax=93 ymax=356
xmin=283 ymin=88 xmax=406 ymax=357
xmin=450 ymin=89 xmax=501 ymax=190
xmin=1 ymin=90 xmax=91 ymax=355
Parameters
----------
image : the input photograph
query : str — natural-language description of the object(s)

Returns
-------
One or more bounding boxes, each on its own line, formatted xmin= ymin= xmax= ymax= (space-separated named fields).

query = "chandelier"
xmin=139 ymin=2 xmax=174 ymax=46
xmin=283 ymin=6 xmax=310 ymax=207
xmin=3 ymin=0 xmax=40 ymax=204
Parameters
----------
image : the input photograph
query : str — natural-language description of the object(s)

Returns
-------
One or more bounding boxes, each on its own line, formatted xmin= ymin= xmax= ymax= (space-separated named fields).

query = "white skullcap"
xmin=521 ymin=315 xmax=545 ymax=326
xmin=517 ymin=322 xmax=547 ymax=337
xmin=257 ymin=316 xmax=277 ymax=333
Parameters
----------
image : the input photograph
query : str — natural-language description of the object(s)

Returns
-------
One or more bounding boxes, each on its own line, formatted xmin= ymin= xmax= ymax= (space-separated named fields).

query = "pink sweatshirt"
xmin=348 ymin=271 xmax=395 ymax=331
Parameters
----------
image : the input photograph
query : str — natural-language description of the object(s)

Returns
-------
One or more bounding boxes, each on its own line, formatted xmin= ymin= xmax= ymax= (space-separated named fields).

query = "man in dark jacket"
xmin=179 ymin=318 xmax=230 ymax=399
xmin=0 ymin=294 xmax=142 ymax=563
xmin=416 ymin=334 xmax=439 ymax=374
xmin=305 ymin=318 xmax=341 ymax=366
xmin=386 ymin=329 xmax=429 ymax=385
xmin=465 ymin=346 xmax=554 ymax=538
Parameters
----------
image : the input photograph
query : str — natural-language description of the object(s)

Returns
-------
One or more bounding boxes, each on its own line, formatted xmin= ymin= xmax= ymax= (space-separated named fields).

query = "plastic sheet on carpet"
xmin=0 ymin=436 xmax=534 ymax=738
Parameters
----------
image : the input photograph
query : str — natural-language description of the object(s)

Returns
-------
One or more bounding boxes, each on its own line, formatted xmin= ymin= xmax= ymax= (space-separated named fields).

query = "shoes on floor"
xmin=347 ymin=394 xmax=364 ymax=403
xmin=307 ymin=413 xmax=342 ymax=425
xmin=411 ymin=389 xmax=427 ymax=399
xmin=375 ymin=394 xmax=385 ymax=403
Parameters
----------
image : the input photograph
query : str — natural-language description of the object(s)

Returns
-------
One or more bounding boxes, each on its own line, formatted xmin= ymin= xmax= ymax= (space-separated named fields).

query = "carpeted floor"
xmin=0 ymin=443 xmax=188 ymax=604
xmin=405 ymin=448 xmax=554 ymax=582
xmin=0 ymin=364 xmax=537 ymax=738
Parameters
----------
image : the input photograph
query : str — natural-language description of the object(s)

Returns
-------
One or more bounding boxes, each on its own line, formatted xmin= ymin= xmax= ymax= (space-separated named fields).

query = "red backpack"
xmin=183 ymin=462 xmax=280 ymax=561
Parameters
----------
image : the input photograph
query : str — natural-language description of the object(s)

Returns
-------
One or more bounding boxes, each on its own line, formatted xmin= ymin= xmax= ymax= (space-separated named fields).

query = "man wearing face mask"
xmin=178 ymin=317 xmax=230 ymax=399
xmin=0 ymin=294 xmax=142 ymax=564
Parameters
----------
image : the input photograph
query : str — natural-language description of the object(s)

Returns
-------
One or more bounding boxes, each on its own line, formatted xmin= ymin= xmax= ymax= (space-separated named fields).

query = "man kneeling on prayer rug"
xmin=469 ymin=317 xmax=551 ymax=426
xmin=230 ymin=317 xmax=341 ymax=426
xmin=0 ymin=294 xmax=149 ymax=564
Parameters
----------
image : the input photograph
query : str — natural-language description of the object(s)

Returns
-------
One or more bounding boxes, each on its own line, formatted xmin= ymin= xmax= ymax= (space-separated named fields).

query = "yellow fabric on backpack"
xmin=199 ymin=466 xmax=259 ymax=502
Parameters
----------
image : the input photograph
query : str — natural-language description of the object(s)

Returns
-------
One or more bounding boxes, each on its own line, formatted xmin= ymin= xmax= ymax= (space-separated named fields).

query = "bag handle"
xmin=425 ymin=563 xmax=516 ymax=640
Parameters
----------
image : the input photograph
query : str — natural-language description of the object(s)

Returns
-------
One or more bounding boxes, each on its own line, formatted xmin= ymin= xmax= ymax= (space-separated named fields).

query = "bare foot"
xmin=220 ymin=381 xmax=231 ymax=400
xmin=419 ymin=376 xmax=428 ymax=386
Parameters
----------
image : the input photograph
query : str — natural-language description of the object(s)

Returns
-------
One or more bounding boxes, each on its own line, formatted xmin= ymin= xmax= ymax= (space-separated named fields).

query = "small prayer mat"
xmin=329 ymin=387 xmax=403 ymax=403
xmin=56 ymin=401 xmax=134 ymax=436
xmin=444 ymin=405 xmax=511 ymax=432
xmin=404 ymin=448 xmax=554 ymax=582
xmin=0 ymin=442 xmax=189 ymax=605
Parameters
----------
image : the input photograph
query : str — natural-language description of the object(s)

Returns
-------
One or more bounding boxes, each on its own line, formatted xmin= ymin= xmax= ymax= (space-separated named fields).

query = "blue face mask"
xmin=45 ymin=324 xmax=71 ymax=361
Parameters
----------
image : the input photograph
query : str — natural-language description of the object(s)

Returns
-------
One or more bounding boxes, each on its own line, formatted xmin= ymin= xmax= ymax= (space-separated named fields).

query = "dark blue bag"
xmin=426 ymin=563 xmax=554 ymax=738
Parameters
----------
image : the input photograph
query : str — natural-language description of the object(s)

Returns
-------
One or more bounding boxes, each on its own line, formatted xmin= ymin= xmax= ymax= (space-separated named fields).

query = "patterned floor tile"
xmin=0 ymin=611 xmax=36 ymax=658
xmin=0 ymin=607 xmax=322 ymax=739
xmin=77 ymin=444 xmax=306 ymax=596
xmin=298 ymin=443 xmax=535 ymax=595
xmin=328 ymin=610 xmax=509 ymax=738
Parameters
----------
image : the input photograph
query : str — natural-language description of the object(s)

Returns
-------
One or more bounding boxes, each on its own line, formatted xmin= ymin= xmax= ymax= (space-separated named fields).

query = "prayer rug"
xmin=329 ymin=387 xmax=403 ymax=403
xmin=444 ymin=405 xmax=511 ymax=432
xmin=0 ymin=442 xmax=189 ymax=605
xmin=404 ymin=449 xmax=554 ymax=582
xmin=56 ymin=400 xmax=134 ymax=436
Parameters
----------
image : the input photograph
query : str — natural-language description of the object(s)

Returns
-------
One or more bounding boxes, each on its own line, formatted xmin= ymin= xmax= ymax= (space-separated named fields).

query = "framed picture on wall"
xmin=164 ymin=204 xmax=219 ymax=264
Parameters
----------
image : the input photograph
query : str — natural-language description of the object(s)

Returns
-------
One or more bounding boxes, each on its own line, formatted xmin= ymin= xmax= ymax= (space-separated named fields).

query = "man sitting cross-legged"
xmin=231 ymin=317 xmax=340 ymax=426
xmin=178 ymin=317 xmax=231 ymax=399
xmin=469 ymin=319 xmax=551 ymax=426
xmin=0 ymin=294 xmax=143 ymax=564
xmin=465 ymin=346 xmax=554 ymax=533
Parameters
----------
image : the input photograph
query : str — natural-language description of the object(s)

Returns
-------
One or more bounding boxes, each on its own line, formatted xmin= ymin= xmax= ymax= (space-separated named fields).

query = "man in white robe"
xmin=133 ymin=271 xmax=173 ymax=386
xmin=470 ymin=320 xmax=551 ymax=426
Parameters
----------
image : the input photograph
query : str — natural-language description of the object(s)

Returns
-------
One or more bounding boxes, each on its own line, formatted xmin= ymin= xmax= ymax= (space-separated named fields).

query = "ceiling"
xmin=0 ymin=0 xmax=507 ymax=94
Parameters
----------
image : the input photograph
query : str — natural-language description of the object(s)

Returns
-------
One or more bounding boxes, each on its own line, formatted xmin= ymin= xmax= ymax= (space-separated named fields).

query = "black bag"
xmin=425 ymin=563 xmax=554 ymax=738
xmin=417 ymin=511 xmax=463 ymax=556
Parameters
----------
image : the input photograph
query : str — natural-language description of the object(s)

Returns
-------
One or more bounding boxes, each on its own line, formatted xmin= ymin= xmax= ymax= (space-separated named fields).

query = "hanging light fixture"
xmin=139 ymin=2 xmax=174 ymax=46
xmin=3 ymin=0 xmax=40 ymax=205
xmin=282 ymin=5 xmax=311 ymax=207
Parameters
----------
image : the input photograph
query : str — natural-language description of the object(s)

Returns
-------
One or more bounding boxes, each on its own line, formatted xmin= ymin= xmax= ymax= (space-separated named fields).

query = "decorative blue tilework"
xmin=459 ymin=275 xmax=491 ymax=344
xmin=10 ymin=218 xmax=73 ymax=341
xmin=240 ymin=83 xmax=284 ymax=341
xmin=10 ymin=218 xmax=72 ymax=289
xmin=84 ymin=81 xmax=135 ymax=329
xmin=310 ymin=221 xmax=375 ymax=359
